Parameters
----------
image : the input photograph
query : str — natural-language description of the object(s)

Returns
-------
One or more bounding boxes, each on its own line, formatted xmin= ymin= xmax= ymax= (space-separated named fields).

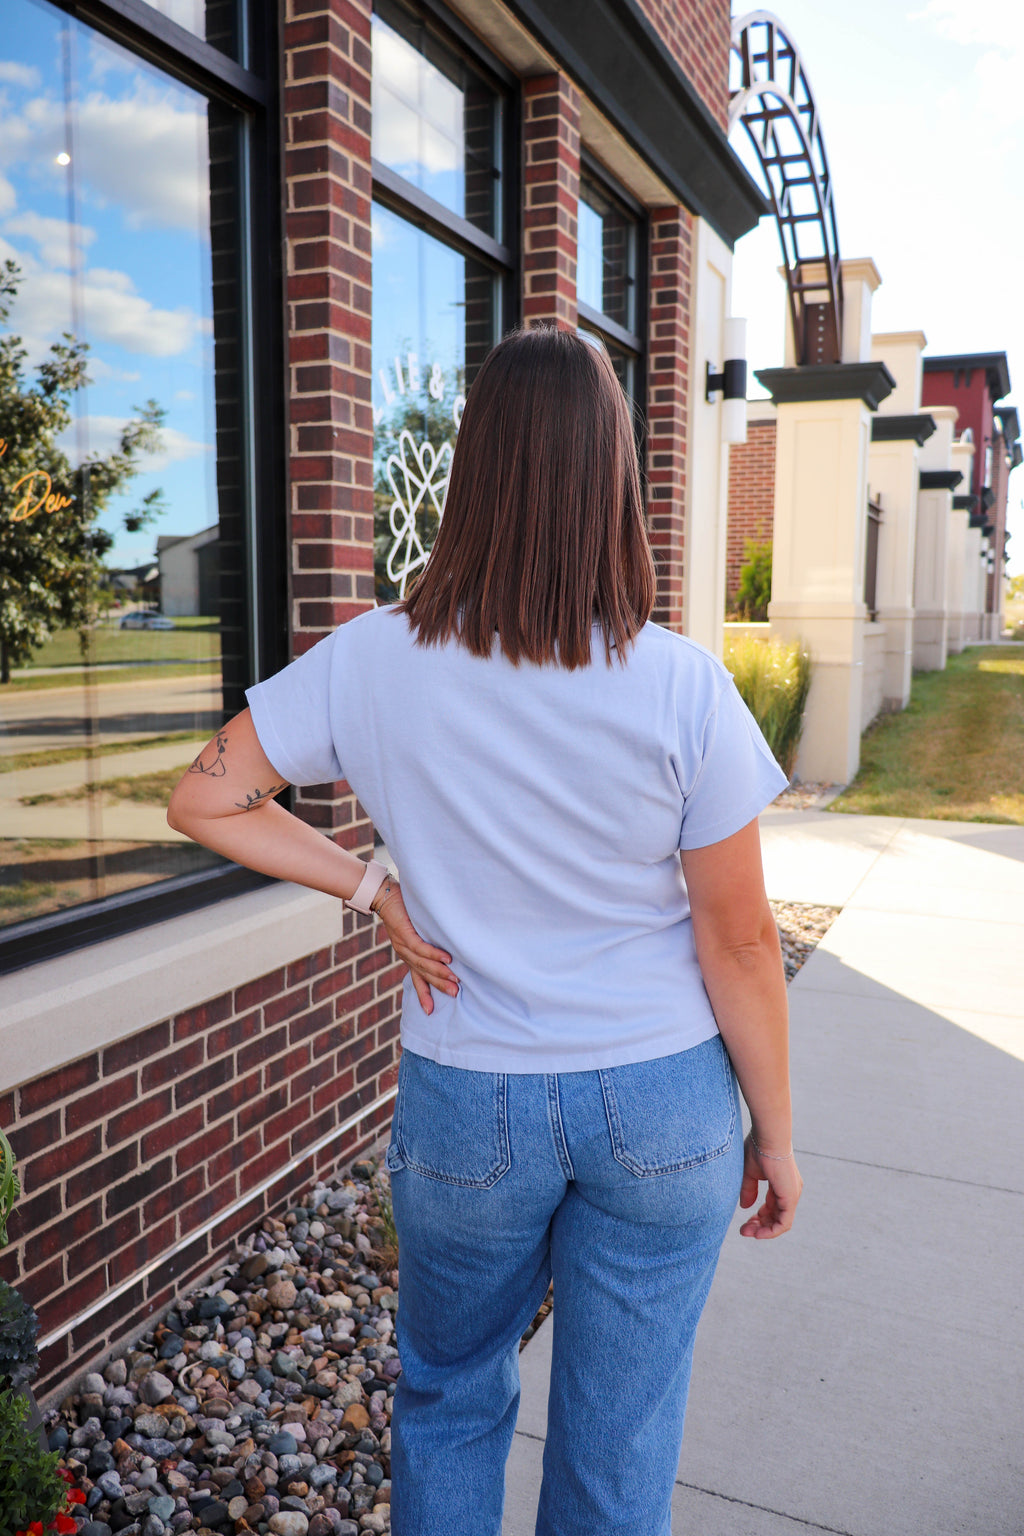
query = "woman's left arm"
xmin=167 ymin=709 xmax=458 ymax=1012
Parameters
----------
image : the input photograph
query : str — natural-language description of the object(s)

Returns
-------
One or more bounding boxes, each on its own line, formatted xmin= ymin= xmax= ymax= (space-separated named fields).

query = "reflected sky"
xmin=0 ymin=0 xmax=216 ymax=566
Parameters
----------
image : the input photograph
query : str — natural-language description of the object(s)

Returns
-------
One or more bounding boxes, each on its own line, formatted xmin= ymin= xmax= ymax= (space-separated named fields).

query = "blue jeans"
xmin=385 ymin=1036 xmax=743 ymax=1536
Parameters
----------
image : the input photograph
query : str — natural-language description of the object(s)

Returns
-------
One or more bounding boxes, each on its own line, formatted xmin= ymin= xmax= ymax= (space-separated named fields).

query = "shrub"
xmin=0 ymin=1389 xmax=67 ymax=1536
xmin=724 ymin=634 xmax=812 ymax=778
xmin=733 ymin=539 xmax=773 ymax=622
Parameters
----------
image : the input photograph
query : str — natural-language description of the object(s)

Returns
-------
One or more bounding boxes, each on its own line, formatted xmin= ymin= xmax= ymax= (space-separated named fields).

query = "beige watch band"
xmin=347 ymin=859 xmax=390 ymax=915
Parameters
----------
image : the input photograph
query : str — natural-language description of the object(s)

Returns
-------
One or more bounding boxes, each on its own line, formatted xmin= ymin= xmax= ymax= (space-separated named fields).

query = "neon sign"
xmin=0 ymin=440 xmax=75 ymax=522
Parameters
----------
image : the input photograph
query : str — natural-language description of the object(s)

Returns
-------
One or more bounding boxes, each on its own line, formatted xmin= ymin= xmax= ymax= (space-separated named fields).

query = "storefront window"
xmin=132 ymin=0 xmax=245 ymax=61
xmin=371 ymin=4 xmax=511 ymax=604
xmin=372 ymin=0 xmax=504 ymax=240
xmin=372 ymin=205 xmax=498 ymax=601
xmin=578 ymin=173 xmax=638 ymax=336
xmin=0 ymin=0 xmax=267 ymax=951
xmin=577 ymin=167 xmax=643 ymax=415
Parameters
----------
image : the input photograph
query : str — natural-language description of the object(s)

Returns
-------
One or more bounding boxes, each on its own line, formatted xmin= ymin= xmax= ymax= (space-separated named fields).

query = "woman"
xmin=168 ymin=325 xmax=802 ymax=1536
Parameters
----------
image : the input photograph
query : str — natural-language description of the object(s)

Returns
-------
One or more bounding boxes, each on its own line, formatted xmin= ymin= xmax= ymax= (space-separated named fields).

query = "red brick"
xmin=105 ymin=1156 xmax=172 ymax=1219
xmin=103 ymin=1020 xmax=171 ymax=1075
xmin=173 ymin=993 xmax=233 ymax=1040
xmin=177 ymin=1118 xmax=232 ymax=1175
xmin=208 ymin=1068 xmax=263 ymax=1124
xmin=142 ymin=1102 xmax=204 ymax=1160
xmin=19 ymin=1056 xmax=98 ymax=1116
xmin=143 ymin=1167 xmax=205 ymax=1227
xmin=234 ymin=969 xmax=286 ymax=1014
xmin=4 ymin=1108 xmax=60 ymax=1159
xmin=141 ymin=1037 xmax=204 ymax=1091
xmin=173 ymin=1057 xmax=234 ymax=1110
xmin=67 ymin=1207 xmax=139 ymax=1277
xmin=25 ymin=1126 xmax=103 ymax=1192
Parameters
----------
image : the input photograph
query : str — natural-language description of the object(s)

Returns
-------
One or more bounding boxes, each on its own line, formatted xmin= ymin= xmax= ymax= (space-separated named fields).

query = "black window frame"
xmin=576 ymin=152 xmax=647 ymax=433
xmin=0 ymin=0 xmax=287 ymax=976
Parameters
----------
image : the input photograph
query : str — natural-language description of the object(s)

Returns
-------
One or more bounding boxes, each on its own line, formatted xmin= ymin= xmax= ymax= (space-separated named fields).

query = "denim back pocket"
xmin=599 ymin=1035 xmax=737 ymax=1176
xmin=391 ymin=1050 xmax=511 ymax=1188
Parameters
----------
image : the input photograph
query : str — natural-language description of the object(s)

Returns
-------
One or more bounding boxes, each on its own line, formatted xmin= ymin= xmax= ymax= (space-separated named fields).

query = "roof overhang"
xmin=922 ymin=351 xmax=1011 ymax=402
xmin=501 ymin=0 xmax=769 ymax=245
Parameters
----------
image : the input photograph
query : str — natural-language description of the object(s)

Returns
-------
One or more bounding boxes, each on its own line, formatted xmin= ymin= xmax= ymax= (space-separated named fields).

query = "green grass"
xmin=17 ymin=621 xmax=221 ymax=669
xmin=20 ymin=765 xmax=187 ymax=808
xmin=0 ymin=663 xmax=219 ymax=692
xmin=829 ymin=647 xmax=1024 ymax=823
xmin=0 ymin=733 xmax=204 ymax=775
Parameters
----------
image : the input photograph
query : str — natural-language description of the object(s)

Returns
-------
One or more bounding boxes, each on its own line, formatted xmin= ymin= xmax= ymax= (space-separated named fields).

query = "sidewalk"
xmin=503 ymin=809 xmax=1024 ymax=1536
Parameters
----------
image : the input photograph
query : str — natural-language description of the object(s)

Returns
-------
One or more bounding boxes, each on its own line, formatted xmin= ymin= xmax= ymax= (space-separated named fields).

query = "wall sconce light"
xmin=706 ymin=317 xmax=748 ymax=445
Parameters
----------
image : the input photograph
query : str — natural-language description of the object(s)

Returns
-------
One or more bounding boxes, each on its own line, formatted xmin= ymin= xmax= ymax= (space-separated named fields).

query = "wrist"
xmin=369 ymin=871 xmax=400 ymax=916
xmin=748 ymin=1131 xmax=794 ymax=1161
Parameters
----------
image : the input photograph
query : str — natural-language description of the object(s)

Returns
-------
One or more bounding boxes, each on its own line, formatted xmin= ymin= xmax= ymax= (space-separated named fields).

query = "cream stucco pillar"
xmin=869 ymin=331 xmax=930 ymax=711
xmin=946 ymin=436 xmax=975 ymax=654
xmin=913 ymin=405 xmax=959 ymax=670
xmin=683 ymin=219 xmax=734 ymax=656
xmin=757 ymin=259 xmax=893 ymax=784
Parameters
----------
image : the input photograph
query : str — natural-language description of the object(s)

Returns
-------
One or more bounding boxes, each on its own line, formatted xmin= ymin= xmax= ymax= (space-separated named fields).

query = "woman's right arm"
xmin=680 ymin=818 xmax=803 ymax=1239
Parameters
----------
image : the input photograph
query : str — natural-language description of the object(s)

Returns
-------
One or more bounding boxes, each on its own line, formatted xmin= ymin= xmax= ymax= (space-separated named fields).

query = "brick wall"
xmin=522 ymin=72 xmax=581 ymax=329
xmin=0 ymin=0 xmax=401 ymax=1406
xmin=647 ymin=205 xmax=694 ymax=632
xmin=0 ymin=912 xmax=401 ymax=1401
xmin=636 ymin=0 xmax=732 ymax=128
xmin=726 ymin=419 xmax=777 ymax=604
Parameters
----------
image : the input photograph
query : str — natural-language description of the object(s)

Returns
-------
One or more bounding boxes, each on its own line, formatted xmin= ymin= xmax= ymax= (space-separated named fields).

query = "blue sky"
xmin=0 ymin=0 xmax=215 ymax=569
xmin=731 ymin=0 xmax=1024 ymax=571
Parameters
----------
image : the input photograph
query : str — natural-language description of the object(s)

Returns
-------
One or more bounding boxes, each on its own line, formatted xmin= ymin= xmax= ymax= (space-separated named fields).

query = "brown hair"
xmin=400 ymin=325 xmax=655 ymax=668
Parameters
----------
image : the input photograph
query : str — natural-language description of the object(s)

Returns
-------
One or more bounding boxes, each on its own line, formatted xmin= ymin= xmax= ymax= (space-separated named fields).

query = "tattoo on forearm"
xmin=189 ymin=732 xmax=228 ymax=777
xmin=234 ymin=784 xmax=287 ymax=811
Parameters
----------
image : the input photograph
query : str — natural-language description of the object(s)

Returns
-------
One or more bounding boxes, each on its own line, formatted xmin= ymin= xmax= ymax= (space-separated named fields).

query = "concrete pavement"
xmin=503 ymin=809 xmax=1024 ymax=1536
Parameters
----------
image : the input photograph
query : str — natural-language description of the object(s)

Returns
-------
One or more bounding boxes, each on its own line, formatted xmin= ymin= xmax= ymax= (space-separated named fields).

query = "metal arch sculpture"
xmin=730 ymin=10 xmax=843 ymax=366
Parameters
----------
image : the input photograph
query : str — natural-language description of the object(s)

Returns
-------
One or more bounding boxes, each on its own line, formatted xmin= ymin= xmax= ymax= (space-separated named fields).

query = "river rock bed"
xmin=48 ymin=1161 xmax=399 ymax=1536
xmin=770 ymin=900 xmax=840 ymax=981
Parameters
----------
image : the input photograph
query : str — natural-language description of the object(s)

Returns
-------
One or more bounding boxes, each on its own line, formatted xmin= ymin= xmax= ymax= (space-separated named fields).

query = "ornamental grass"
xmin=723 ymin=634 xmax=812 ymax=779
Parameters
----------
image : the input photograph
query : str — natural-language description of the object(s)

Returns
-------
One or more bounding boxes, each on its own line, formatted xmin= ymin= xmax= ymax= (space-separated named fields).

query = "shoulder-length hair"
xmin=400 ymin=325 xmax=655 ymax=668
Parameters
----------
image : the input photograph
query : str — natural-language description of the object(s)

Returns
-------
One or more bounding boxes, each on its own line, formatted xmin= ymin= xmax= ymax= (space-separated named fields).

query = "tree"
xmin=0 ymin=260 xmax=166 ymax=683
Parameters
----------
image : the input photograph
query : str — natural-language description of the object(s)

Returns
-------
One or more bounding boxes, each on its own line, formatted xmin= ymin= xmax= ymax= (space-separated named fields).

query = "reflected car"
xmin=119 ymin=611 xmax=175 ymax=630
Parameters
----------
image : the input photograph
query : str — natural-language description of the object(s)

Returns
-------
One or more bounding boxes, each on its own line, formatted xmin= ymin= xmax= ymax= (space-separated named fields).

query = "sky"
xmin=730 ymin=0 xmax=1024 ymax=573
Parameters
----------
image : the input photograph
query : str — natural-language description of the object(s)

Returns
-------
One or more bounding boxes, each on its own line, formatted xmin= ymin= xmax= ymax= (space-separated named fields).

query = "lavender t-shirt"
xmin=246 ymin=608 xmax=786 ymax=1072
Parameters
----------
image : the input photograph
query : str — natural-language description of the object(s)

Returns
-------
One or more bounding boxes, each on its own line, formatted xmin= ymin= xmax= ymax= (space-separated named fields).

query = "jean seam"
xmin=546 ymin=1073 xmax=575 ymax=1182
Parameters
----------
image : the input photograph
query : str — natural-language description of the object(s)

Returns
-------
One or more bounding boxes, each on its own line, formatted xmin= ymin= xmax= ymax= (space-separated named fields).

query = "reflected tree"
xmin=373 ymin=364 xmax=462 ymax=603
xmin=0 ymin=261 xmax=167 ymax=682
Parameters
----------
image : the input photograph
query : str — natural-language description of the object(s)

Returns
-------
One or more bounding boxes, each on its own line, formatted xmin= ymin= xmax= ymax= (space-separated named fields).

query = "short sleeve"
xmin=679 ymin=678 xmax=788 ymax=850
xmin=245 ymin=630 xmax=343 ymax=787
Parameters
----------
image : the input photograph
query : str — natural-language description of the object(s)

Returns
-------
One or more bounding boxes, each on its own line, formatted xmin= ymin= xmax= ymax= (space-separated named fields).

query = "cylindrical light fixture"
xmin=706 ymin=317 xmax=747 ymax=445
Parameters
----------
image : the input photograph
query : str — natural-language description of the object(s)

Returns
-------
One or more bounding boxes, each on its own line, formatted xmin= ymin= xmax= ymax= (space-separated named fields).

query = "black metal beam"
xmin=755 ymin=362 xmax=896 ymax=411
xmin=871 ymin=414 xmax=937 ymax=445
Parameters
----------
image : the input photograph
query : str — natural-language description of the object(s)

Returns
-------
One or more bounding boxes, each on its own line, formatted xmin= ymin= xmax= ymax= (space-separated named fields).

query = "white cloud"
xmin=57 ymin=415 xmax=212 ymax=473
xmin=0 ymin=175 xmax=14 ymax=218
xmin=0 ymin=62 xmax=41 ymax=90
xmin=0 ymin=83 xmax=210 ymax=234
xmin=174 ymin=388 xmax=195 ymax=400
xmin=3 ymin=211 xmax=97 ymax=270
xmin=1 ymin=248 xmax=210 ymax=360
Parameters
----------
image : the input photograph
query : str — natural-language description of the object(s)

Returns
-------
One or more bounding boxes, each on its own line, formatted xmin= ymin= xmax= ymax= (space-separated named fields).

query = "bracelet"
xmin=369 ymin=871 xmax=400 ymax=917
xmin=750 ymin=1135 xmax=794 ymax=1162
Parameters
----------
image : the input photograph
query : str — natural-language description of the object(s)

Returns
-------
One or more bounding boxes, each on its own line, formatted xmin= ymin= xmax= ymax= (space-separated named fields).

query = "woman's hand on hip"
xmin=376 ymin=882 xmax=460 ymax=1015
xmin=738 ymin=1134 xmax=803 ymax=1239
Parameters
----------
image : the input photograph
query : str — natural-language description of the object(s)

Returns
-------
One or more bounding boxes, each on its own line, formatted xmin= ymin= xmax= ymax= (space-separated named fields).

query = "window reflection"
xmin=578 ymin=175 xmax=637 ymax=335
xmin=0 ymin=0 xmax=247 ymax=933
xmin=371 ymin=3 xmax=503 ymax=239
xmin=133 ymin=0 xmax=244 ymax=61
xmin=372 ymin=203 xmax=497 ymax=602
